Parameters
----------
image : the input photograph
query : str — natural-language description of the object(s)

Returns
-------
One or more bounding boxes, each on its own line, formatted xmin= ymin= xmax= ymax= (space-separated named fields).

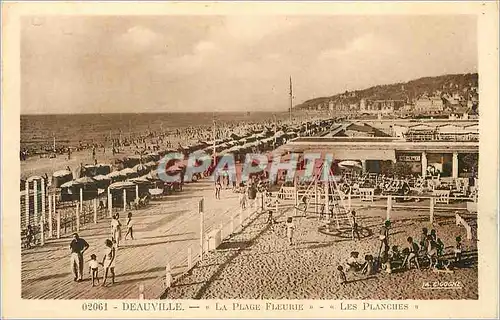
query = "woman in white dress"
xmin=101 ymin=239 xmax=116 ymax=286
xmin=110 ymin=214 xmax=122 ymax=247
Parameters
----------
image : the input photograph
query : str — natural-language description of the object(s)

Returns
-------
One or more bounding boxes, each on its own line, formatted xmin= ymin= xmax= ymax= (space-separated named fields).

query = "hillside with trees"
xmin=295 ymin=73 xmax=478 ymax=111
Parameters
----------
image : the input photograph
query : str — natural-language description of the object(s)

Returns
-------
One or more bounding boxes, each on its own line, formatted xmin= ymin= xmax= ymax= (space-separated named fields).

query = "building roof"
xmin=344 ymin=123 xmax=390 ymax=137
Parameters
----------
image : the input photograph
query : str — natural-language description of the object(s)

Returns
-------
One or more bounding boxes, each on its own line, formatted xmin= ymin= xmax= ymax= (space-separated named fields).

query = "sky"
xmin=21 ymin=15 xmax=478 ymax=114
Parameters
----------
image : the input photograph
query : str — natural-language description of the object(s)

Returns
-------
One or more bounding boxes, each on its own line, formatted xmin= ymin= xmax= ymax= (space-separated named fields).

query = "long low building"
xmin=276 ymin=136 xmax=478 ymax=179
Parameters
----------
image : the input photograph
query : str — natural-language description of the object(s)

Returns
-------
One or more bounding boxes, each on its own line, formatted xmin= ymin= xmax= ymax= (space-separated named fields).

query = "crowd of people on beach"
xmin=20 ymin=114 xmax=324 ymax=161
xmin=335 ymin=219 xmax=467 ymax=285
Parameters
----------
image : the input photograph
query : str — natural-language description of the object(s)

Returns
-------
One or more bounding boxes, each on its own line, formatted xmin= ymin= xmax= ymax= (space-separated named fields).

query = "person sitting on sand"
xmin=404 ymin=237 xmax=420 ymax=270
xmin=337 ymin=266 xmax=347 ymax=286
xmin=381 ymin=252 xmax=392 ymax=274
xmin=420 ymin=227 xmax=429 ymax=251
xmin=390 ymin=245 xmax=402 ymax=261
xmin=267 ymin=210 xmax=276 ymax=230
xmin=346 ymin=251 xmax=361 ymax=272
xmin=361 ymin=255 xmax=375 ymax=275
xmin=430 ymin=229 xmax=438 ymax=242
xmin=426 ymin=235 xmax=439 ymax=269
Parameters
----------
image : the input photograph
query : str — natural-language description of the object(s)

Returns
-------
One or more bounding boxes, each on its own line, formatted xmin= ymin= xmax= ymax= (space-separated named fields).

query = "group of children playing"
xmin=337 ymin=226 xmax=465 ymax=286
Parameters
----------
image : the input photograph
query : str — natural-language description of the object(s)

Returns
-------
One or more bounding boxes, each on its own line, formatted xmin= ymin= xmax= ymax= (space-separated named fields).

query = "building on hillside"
xmin=414 ymin=96 xmax=444 ymax=113
xmin=359 ymin=99 xmax=405 ymax=115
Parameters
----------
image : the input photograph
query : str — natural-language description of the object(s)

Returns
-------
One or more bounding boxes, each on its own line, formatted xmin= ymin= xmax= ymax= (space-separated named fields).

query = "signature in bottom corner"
xmin=422 ymin=281 xmax=463 ymax=289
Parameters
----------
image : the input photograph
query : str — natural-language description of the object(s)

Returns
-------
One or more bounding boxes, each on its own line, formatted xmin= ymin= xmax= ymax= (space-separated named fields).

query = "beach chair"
xmin=433 ymin=190 xmax=450 ymax=204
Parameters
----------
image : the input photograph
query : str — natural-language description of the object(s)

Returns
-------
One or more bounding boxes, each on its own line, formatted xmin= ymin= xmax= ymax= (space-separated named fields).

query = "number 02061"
xmin=82 ymin=302 xmax=108 ymax=311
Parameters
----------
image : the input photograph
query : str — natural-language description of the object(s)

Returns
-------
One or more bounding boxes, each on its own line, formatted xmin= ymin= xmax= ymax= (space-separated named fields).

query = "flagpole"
xmin=212 ymin=116 xmax=216 ymax=168
xmin=289 ymin=76 xmax=293 ymax=122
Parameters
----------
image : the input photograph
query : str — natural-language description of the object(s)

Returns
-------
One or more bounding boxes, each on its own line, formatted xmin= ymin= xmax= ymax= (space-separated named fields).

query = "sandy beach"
xmin=166 ymin=207 xmax=478 ymax=300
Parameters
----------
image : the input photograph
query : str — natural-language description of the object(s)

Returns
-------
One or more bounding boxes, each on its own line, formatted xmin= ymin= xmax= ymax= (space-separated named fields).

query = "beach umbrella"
xmin=338 ymin=160 xmax=363 ymax=170
xmin=74 ymin=176 xmax=97 ymax=186
xmin=83 ymin=164 xmax=98 ymax=177
xmin=130 ymin=177 xmax=153 ymax=186
xmin=93 ymin=174 xmax=111 ymax=189
xmin=93 ymin=175 xmax=111 ymax=181
xmin=147 ymin=152 xmax=161 ymax=162
xmin=120 ymin=167 xmax=136 ymax=176
xmin=144 ymin=161 xmax=157 ymax=169
xmin=60 ymin=180 xmax=76 ymax=188
xmin=107 ymin=170 xmax=125 ymax=178
xmin=53 ymin=170 xmax=72 ymax=178
xmin=96 ymin=164 xmax=112 ymax=176
xmin=108 ymin=181 xmax=136 ymax=190
xmin=228 ymin=146 xmax=241 ymax=152
xmin=52 ymin=170 xmax=73 ymax=188
xmin=27 ymin=175 xmax=43 ymax=182
xmin=274 ymin=130 xmax=285 ymax=137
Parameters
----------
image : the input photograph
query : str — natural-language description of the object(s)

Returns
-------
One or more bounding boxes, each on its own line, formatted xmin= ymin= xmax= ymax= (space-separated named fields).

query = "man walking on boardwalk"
xmin=69 ymin=233 xmax=89 ymax=282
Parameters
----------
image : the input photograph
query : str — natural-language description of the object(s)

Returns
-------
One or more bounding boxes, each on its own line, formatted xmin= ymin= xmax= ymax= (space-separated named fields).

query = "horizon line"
xmin=20 ymin=110 xmax=298 ymax=116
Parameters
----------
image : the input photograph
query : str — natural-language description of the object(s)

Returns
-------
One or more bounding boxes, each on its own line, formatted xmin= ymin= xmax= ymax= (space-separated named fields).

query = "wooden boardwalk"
xmin=21 ymin=181 xmax=249 ymax=299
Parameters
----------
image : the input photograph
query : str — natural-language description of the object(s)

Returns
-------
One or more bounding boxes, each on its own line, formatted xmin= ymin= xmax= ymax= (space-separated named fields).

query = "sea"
xmin=20 ymin=112 xmax=296 ymax=150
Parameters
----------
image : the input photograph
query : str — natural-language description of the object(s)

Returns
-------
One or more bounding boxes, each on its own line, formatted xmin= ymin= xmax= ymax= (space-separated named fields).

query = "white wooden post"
xmin=108 ymin=188 xmax=112 ymax=217
xmin=25 ymin=180 xmax=30 ymax=228
xmin=219 ymin=223 xmax=224 ymax=239
xmin=79 ymin=188 xmax=83 ymax=212
xmin=188 ymin=247 xmax=193 ymax=270
xmin=139 ymin=283 xmax=145 ymax=299
xmin=294 ymin=179 xmax=298 ymax=216
xmin=33 ymin=180 xmax=38 ymax=226
xmin=93 ymin=198 xmax=98 ymax=223
xmin=386 ymin=195 xmax=392 ymax=221
xmin=56 ymin=210 xmax=61 ymax=239
xmin=324 ymin=181 xmax=329 ymax=216
xmin=75 ymin=203 xmax=80 ymax=232
xmin=123 ymin=189 xmax=127 ymax=212
xmin=314 ymin=179 xmax=318 ymax=215
xmin=40 ymin=220 xmax=45 ymax=246
xmin=135 ymin=184 xmax=139 ymax=201
xmin=48 ymin=194 xmax=53 ymax=238
xmin=199 ymin=198 xmax=204 ymax=261
xmin=430 ymin=197 xmax=435 ymax=224
xmin=41 ymin=179 xmax=46 ymax=223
